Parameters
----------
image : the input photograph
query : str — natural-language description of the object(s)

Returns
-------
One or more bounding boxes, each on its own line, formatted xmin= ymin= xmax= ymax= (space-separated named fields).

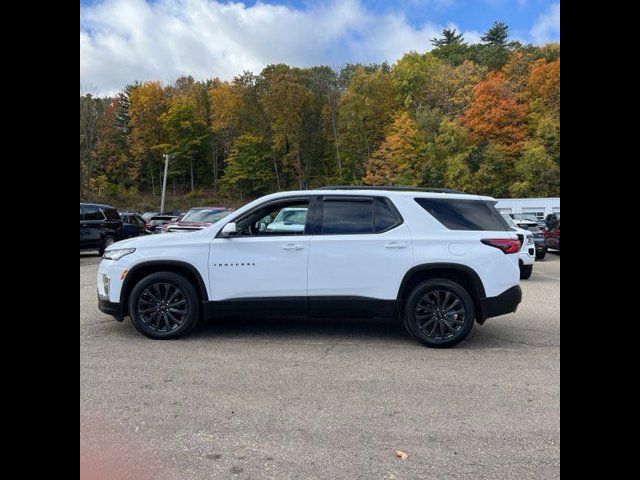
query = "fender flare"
xmin=120 ymin=260 xmax=209 ymax=305
xmin=396 ymin=263 xmax=486 ymax=302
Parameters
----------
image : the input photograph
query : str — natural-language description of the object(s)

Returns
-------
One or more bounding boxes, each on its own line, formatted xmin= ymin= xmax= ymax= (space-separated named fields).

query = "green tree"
xmin=430 ymin=28 xmax=469 ymax=66
xmin=338 ymin=67 xmax=398 ymax=182
xmin=220 ymin=134 xmax=273 ymax=198
xmin=481 ymin=21 xmax=510 ymax=45
xmin=510 ymin=141 xmax=560 ymax=197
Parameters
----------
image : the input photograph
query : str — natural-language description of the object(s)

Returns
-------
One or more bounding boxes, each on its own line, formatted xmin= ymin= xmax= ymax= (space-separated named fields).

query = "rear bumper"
xmin=98 ymin=298 xmax=125 ymax=322
xmin=477 ymin=285 xmax=522 ymax=324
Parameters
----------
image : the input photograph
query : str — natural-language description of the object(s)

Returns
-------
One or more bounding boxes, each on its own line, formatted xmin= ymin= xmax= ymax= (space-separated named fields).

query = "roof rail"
xmin=317 ymin=185 xmax=469 ymax=194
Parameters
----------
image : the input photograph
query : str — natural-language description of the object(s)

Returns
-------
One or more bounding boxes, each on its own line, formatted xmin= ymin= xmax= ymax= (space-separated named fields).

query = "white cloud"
xmin=80 ymin=0 xmax=479 ymax=96
xmin=530 ymin=2 xmax=560 ymax=44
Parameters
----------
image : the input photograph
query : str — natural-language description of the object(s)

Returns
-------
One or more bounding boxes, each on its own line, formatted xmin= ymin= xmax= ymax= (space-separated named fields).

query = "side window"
xmin=374 ymin=198 xmax=401 ymax=233
xmin=235 ymin=199 xmax=310 ymax=236
xmin=321 ymin=199 xmax=373 ymax=234
xmin=80 ymin=207 xmax=84 ymax=220
xmin=83 ymin=206 xmax=104 ymax=221
xmin=103 ymin=208 xmax=120 ymax=220
xmin=415 ymin=198 xmax=509 ymax=231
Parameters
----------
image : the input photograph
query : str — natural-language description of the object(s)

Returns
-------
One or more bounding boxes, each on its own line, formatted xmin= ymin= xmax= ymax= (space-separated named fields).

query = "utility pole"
xmin=160 ymin=154 xmax=170 ymax=213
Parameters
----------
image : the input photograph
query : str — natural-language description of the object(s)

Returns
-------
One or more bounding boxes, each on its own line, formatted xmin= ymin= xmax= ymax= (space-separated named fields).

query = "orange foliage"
xmin=527 ymin=59 xmax=560 ymax=113
xmin=460 ymin=72 xmax=527 ymax=155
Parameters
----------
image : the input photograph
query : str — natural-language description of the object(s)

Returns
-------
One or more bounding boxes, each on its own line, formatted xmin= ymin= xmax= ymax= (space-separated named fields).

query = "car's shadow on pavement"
xmin=170 ymin=315 xmax=521 ymax=350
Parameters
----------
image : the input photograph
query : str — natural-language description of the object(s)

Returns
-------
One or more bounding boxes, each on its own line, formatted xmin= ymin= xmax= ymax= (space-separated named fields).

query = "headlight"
xmin=103 ymin=248 xmax=136 ymax=261
xmin=527 ymin=235 xmax=534 ymax=245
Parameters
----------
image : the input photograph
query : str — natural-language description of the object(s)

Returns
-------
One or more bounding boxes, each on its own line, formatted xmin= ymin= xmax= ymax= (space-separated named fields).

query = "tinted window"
xmin=83 ymin=206 xmax=104 ymax=221
xmin=321 ymin=200 xmax=373 ymax=234
xmin=103 ymin=208 xmax=120 ymax=220
xmin=415 ymin=198 xmax=509 ymax=231
xmin=374 ymin=198 xmax=400 ymax=232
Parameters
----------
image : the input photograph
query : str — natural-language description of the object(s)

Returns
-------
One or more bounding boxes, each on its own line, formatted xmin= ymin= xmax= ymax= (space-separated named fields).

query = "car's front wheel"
xmin=128 ymin=272 xmax=200 ymax=339
xmin=403 ymin=279 xmax=475 ymax=348
xmin=536 ymin=248 xmax=547 ymax=260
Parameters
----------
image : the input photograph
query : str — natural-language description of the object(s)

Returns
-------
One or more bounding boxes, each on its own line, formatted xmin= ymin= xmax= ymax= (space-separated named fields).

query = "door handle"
xmin=384 ymin=241 xmax=407 ymax=249
xmin=282 ymin=243 xmax=304 ymax=250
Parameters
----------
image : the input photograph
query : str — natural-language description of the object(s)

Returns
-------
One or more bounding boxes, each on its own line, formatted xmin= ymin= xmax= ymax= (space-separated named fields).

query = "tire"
xmin=520 ymin=264 xmax=533 ymax=280
xmin=536 ymin=249 xmax=546 ymax=260
xmin=403 ymin=279 xmax=475 ymax=348
xmin=98 ymin=236 xmax=115 ymax=255
xmin=128 ymin=272 xmax=200 ymax=339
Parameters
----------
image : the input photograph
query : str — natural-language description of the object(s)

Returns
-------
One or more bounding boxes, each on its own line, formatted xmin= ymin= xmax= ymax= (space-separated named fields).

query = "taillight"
xmin=481 ymin=238 xmax=521 ymax=254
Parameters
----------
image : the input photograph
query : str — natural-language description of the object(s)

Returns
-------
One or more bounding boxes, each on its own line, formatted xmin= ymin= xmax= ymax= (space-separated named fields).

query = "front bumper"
xmin=477 ymin=285 xmax=522 ymax=324
xmin=98 ymin=298 xmax=125 ymax=321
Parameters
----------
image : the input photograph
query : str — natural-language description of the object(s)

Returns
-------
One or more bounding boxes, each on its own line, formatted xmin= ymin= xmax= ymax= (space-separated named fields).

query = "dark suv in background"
xmin=80 ymin=203 xmax=123 ymax=254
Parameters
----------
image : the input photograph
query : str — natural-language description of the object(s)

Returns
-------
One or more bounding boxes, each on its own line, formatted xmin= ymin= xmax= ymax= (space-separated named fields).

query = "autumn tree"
xmin=338 ymin=67 xmax=398 ymax=182
xmin=510 ymin=141 xmax=560 ymax=197
xmin=220 ymin=134 xmax=273 ymax=199
xmin=364 ymin=111 xmax=426 ymax=186
xmin=423 ymin=119 xmax=475 ymax=191
xmin=460 ymin=72 xmax=527 ymax=155
xmin=159 ymin=81 xmax=210 ymax=193
xmin=129 ymin=81 xmax=169 ymax=197
xmin=80 ymin=94 xmax=102 ymax=200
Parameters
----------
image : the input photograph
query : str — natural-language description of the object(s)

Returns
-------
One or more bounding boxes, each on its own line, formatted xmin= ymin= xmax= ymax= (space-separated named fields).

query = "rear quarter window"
xmin=415 ymin=198 xmax=510 ymax=231
xmin=102 ymin=208 xmax=121 ymax=220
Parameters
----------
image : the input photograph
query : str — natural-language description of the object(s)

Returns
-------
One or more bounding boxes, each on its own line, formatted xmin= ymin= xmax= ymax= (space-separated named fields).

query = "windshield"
xmin=513 ymin=214 xmax=540 ymax=223
xmin=518 ymin=223 xmax=542 ymax=233
xmin=181 ymin=209 xmax=228 ymax=222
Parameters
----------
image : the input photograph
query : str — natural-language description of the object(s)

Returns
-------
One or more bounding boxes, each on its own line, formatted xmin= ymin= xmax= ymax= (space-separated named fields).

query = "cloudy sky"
xmin=80 ymin=0 xmax=560 ymax=96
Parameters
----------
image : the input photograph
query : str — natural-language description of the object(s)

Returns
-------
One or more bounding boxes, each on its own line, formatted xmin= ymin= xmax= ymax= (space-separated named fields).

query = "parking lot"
xmin=80 ymin=253 xmax=559 ymax=480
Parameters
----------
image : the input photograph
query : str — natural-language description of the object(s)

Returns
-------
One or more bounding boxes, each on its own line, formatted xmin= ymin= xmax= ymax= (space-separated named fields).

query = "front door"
xmin=209 ymin=197 xmax=313 ymax=306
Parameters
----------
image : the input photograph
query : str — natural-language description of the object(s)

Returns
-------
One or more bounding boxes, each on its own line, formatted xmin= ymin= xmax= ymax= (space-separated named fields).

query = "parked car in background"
xmin=162 ymin=207 xmax=234 ymax=233
xmin=120 ymin=212 xmax=149 ymax=239
xmin=545 ymin=213 xmax=560 ymax=230
xmin=80 ymin=203 xmax=123 ymax=254
xmin=545 ymin=221 xmax=560 ymax=251
xmin=501 ymin=214 xmax=535 ymax=279
xmin=145 ymin=214 xmax=181 ymax=234
xmin=509 ymin=213 xmax=546 ymax=230
xmin=141 ymin=211 xmax=160 ymax=221
xmin=512 ymin=218 xmax=547 ymax=260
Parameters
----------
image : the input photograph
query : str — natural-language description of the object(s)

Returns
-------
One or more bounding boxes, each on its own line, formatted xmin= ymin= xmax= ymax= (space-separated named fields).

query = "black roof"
xmin=317 ymin=186 xmax=468 ymax=194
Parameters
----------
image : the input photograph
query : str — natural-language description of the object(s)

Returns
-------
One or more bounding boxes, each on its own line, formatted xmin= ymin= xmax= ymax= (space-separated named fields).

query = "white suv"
xmin=98 ymin=187 xmax=522 ymax=348
xmin=502 ymin=213 xmax=535 ymax=279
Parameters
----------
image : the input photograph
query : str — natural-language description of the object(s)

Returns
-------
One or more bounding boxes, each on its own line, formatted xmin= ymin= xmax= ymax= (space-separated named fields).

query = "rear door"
xmin=307 ymin=196 xmax=413 ymax=311
xmin=81 ymin=205 xmax=105 ymax=247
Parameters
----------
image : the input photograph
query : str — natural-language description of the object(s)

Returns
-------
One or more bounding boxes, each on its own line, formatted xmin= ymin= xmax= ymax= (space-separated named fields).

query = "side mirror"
xmin=220 ymin=222 xmax=237 ymax=237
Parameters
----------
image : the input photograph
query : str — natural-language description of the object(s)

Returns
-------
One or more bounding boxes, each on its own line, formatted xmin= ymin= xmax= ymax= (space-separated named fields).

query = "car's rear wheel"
xmin=129 ymin=272 xmax=200 ymax=339
xmin=520 ymin=264 xmax=533 ymax=279
xmin=403 ymin=279 xmax=475 ymax=348
xmin=536 ymin=248 xmax=547 ymax=260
